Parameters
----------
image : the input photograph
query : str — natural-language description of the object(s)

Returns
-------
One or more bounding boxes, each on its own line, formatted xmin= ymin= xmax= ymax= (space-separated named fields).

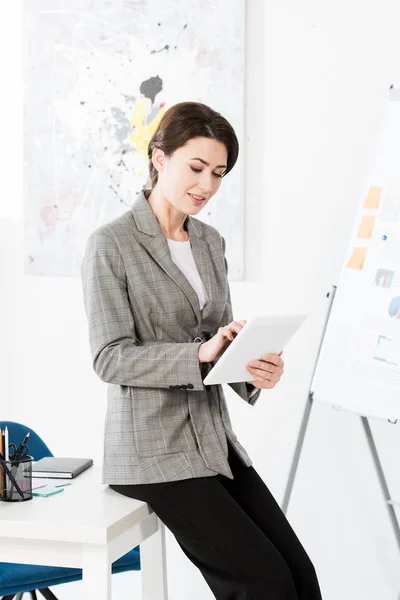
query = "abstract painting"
xmin=24 ymin=0 xmax=245 ymax=278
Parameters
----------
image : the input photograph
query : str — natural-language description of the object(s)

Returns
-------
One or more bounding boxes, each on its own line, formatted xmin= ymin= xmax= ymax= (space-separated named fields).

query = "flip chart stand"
xmin=282 ymin=285 xmax=400 ymax=555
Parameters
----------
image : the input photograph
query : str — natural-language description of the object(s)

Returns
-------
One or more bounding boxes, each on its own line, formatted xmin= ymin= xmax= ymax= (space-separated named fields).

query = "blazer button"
xmin=194 ymin=337 xmax=202 ymax=343
xmin=181 ymin=384 xmax=188 ymax=390
xmin=187 ymin=383 xmax=194 ymax=389
xmin=169 ymin=385 xmax=176 ymax=389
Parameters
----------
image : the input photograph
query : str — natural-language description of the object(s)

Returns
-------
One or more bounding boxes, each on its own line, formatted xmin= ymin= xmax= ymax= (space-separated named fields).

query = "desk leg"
xmin=82 ymin=544 xmax=112 ymax=600
xmin=141 ymin=517 xmax=168 ymax=600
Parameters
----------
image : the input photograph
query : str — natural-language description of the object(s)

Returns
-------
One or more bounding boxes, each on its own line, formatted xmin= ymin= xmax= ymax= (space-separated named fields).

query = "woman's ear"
xmin=152 ymin=147 xmax=166 ymax=174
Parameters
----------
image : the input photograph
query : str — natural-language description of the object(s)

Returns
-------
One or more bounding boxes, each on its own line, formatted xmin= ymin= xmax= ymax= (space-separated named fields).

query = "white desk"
xmin=0 ymin=466 xmax=168 ymax=600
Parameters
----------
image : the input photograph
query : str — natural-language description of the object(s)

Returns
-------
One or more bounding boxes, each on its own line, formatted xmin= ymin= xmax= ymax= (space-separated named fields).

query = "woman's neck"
xmin=146 ymin=187 xmax=189 ymax=241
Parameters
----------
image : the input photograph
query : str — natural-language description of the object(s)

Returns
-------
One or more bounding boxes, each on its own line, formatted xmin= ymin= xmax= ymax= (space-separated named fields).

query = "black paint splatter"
xmin=150 ymin=44 xmax=169 ymax=55
xmin=109 ymin=184 xmax=129 ymax=206
xmin=140 ymin=76 xmax=163 ymax=104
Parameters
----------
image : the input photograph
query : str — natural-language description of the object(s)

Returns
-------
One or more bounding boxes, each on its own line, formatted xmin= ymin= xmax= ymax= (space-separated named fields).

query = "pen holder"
xmin=0 ymin=456 xmax=33 ymax=502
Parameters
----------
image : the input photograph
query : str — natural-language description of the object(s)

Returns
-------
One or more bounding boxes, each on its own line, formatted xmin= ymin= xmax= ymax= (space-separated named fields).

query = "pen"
xmin=19 ymin=432 xmax=30 ymax=447
xmin=12 ymin=431 xmax=31 ymax=462
xmin=4 ymin=427 xmax=9 ymax=461
xmin=54 ymin=483 xmax=72 ymax=488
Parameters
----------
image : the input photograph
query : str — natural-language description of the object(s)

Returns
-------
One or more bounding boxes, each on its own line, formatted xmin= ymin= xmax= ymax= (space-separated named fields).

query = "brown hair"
xmin=146 ymin=101 xmax=239 ymax=189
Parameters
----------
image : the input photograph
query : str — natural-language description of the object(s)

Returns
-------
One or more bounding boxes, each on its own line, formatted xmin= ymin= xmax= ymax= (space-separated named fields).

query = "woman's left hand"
xmin=246 ymin=351 xmax=284 ymax=390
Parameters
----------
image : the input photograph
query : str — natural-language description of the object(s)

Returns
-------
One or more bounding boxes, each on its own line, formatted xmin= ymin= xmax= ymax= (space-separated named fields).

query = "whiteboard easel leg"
xmin=282 ymin=286 xmax=337 ymax=515
xmin=282 ymin=391 xmax=314 ymax=514
xmin=361 ymin=416 xmax=400 ymax=554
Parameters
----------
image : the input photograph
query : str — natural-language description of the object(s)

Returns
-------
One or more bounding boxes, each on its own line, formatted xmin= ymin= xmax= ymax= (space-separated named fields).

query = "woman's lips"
xmin=188 ymin=193 xmax=206 ymax=206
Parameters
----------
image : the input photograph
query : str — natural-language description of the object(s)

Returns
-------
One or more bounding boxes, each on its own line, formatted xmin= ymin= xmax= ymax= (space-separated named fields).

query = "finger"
xmin=248 ymin=367 xmax=280 ymax=382
xmin=246 ymin=378 xmax=274 ymax=390
xmin=229 ymin=320 xmax=246 ymax=334
xmin=247 ymin=367 xmax=272 ymax=381
xmin=219 ymin=324 xmax=241 ymax=341
xmin=247 ymin=359 xmax=276 ymax=373
xmin=261 ymin=353 xmax=284 ymax=366
xmin=218 ymin=327 xmax=234 ymax=341
xmin=220 ymin=324 xmax=243 ymax=341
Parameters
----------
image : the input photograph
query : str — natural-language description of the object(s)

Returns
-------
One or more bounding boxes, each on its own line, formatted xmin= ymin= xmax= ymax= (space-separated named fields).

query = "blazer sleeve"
xmin=81 ymin=229 xmax=205 ymax=391
xmin=218 ymin=237 xmax=261 ymax=407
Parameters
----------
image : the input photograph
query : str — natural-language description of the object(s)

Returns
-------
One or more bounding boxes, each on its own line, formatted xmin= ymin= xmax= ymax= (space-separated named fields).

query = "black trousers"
xmin=110 ymin=443 xmax=323 ymax=600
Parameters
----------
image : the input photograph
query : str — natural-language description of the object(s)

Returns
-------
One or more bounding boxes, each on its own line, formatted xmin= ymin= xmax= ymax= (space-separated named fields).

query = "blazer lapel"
xmin=189 ymin=233 xmax=214 ymax=321
xmin=131 ymin=190 xmax=214 ymax=326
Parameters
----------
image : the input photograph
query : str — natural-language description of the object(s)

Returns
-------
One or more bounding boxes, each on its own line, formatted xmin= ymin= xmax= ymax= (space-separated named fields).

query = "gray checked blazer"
xmin=81 ymin=189 xmax=261 ymax=485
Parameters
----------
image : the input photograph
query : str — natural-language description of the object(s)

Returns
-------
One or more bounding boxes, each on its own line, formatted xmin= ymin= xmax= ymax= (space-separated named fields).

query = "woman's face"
xmin=153 ymin=136 xmax=228 ymax=215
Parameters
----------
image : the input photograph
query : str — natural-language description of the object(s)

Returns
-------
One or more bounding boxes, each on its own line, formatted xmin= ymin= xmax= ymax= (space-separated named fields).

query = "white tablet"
xmin=203 ymin=313 xmax=307 ymax=385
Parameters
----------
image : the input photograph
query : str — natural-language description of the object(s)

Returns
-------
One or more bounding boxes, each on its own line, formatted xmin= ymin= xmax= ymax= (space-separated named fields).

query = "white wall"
xmin=1 ymin=1 xmax=400 ymax=598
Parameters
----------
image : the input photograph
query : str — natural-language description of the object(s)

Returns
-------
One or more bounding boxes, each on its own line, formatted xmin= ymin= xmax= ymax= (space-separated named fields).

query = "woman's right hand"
xmin=198 ymin=320 xmax=247 ymax=363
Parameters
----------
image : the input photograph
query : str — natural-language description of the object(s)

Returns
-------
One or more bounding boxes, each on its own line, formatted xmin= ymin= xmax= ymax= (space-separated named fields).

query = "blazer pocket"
xmin=139 ymin=451 xmax=193 ymax=482
xmin=131 ymin=388 xmax=198 ymax=457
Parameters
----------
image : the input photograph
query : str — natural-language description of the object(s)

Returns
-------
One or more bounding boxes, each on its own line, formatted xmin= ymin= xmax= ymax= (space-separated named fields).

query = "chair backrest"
xmin=0 ymin=421 xmax=53 ymax=461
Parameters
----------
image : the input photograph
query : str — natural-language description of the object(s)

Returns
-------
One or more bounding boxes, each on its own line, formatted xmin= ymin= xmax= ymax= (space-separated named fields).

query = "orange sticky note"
xmin=346 ymin=247 xmax=366 ymax=270
xmin=363 ymin=186 xmax=382 ymax=209
xmin=357 ymin=216 xmax=376 ymax=238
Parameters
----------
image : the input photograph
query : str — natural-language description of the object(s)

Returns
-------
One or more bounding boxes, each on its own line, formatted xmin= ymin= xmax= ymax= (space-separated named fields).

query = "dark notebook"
xmin=32 ymin=457 xmax=93 ymax=479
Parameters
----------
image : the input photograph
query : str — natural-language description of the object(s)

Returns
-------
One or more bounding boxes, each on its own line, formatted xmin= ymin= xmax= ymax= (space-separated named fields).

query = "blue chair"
xmin=0 ymin=421 xmax=140 ymax=600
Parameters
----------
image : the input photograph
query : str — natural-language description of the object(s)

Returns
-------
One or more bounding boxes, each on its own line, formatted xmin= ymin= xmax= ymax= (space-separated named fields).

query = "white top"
xmin=167 ymin=238 xmax=209 ymax=310
xmin=167 ymin=237 xmax=258 ymax=396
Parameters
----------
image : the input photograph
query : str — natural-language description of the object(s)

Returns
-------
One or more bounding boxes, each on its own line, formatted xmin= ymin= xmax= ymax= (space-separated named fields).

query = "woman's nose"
xmin=198 ymin=171 xmax=213 ymax=192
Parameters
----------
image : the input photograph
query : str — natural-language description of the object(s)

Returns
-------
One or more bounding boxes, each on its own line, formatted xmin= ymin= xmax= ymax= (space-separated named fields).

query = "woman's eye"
xmin=190 ymin=166 xmax=224 ymax=179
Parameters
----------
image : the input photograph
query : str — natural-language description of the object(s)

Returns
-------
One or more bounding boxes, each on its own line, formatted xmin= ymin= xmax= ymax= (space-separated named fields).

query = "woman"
xmin=81 ymin=101 xmax=322 ymax=599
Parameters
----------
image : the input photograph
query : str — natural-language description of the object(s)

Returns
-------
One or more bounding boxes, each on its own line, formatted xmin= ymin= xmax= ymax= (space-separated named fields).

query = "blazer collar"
xmin=130 ymin=190 xmax=214 ymax=325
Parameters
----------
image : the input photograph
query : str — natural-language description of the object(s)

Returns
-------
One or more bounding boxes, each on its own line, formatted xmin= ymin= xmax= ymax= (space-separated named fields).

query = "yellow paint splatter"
xmin=130 ymin=98 xmax=167 ymax=159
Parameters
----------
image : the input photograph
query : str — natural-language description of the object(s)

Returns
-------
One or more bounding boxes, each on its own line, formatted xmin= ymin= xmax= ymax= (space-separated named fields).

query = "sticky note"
xmin=363 ymin=186 xmax=382 ymax=209
xmin=32 ymin=482 xmax=47 ymax=490
xmin=357 ymin=216 xmax=376 ymax=238
xmin=346 ymin=247 xmax=367 ymax=270
xmin=32 ymin=485 xmax=64 ymax=497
